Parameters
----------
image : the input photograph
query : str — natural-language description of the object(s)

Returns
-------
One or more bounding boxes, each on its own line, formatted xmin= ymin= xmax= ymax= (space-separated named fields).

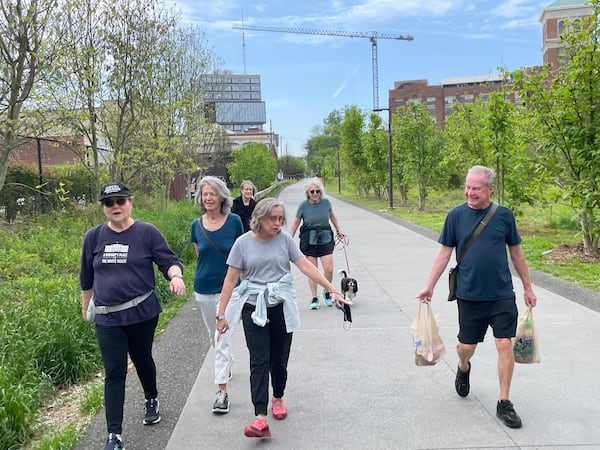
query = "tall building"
xmin=201 ymin=72 xmax=266 ymax=131
xmin=540 ymin=0 xmax=593 ymax=68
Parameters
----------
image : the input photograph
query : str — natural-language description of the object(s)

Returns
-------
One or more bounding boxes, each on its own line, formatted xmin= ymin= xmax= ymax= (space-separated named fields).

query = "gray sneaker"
xmin=212 ymin=389 xmax=230 ymax=414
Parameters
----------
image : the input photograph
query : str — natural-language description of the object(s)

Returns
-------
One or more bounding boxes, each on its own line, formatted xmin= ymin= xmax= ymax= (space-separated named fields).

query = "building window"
xmin=444 ymin=96 xmax=456 ymax=116
xmin=462 ymin=94 xmax=474 ymax=103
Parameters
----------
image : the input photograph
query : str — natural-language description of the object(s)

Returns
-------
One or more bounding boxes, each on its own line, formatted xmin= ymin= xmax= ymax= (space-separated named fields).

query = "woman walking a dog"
xmin=216 ymin=198 xmax=349 ymax=438
xmin=289 ymin=178 xmax=344 ymax=310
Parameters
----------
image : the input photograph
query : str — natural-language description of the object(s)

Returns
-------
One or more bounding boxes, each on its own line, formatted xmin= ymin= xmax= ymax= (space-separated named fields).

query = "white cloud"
xmin=490 ymin=0 xmax=540 ymax=19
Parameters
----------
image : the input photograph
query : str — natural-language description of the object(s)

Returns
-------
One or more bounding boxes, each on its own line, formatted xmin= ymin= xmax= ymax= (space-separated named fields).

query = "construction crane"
xmin=232 ymin=24 xmax=413 ymax=110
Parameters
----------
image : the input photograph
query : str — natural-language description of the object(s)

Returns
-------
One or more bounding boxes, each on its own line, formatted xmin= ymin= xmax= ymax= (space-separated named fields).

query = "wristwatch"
xmin=216 ymin=315 xmax=226 ymax=321
xmin=170 ymin=273 xmax=183 ymax=280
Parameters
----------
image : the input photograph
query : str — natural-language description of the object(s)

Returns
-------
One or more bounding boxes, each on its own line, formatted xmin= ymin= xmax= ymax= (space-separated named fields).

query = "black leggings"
xmin=242 ymin=302 xmax=293 ymax=416
xmin=96 ymin=315 xmax=159 ymax=434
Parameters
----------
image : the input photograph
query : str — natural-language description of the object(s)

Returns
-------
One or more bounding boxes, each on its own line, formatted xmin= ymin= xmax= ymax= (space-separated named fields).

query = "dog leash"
xmin=335 ymin=234 xmax=351 ymax=275
xmin=335 ymin=234 xmax=352 ymax=330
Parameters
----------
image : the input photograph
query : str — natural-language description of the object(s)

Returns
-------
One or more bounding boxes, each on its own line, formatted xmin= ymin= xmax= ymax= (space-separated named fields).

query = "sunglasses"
xmin=309 ymin=189 xmax=321 ymax=194
xmin=102 ymin=197 xmax=127 ymax=207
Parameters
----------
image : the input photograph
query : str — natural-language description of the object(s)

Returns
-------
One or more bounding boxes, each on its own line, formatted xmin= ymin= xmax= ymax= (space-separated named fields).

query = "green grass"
xmin=0 ymin=199 xmax=199 ymax=450
xmin=332 ymin=183 xmax=599 ymax=293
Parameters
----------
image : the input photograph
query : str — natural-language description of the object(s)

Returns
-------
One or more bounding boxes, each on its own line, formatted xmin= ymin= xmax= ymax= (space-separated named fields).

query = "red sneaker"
xmin=244 ymin=417 xmax=271 ymax=438
xmin=271 ymin=397 xmax=287 ymax=420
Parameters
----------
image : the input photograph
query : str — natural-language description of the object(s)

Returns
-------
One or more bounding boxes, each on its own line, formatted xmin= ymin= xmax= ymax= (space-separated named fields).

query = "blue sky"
xmin=172 ymin=0 xmax=550 ymax=156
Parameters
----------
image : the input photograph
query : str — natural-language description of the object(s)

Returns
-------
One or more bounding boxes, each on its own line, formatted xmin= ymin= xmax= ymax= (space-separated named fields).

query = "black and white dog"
xmin=338 ymin=269 xmax=358 ymax=304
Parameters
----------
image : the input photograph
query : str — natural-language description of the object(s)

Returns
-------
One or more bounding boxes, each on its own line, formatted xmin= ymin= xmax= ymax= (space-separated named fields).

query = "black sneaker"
xmin=310 ymin=297 xmax=319 ymax=310
xmin=496 ymin=399 xmax=522 ymax=428
xmin=212 ymin=389 xmax=230 ymax=413
xmin=143 ymin=398 xmax=161 ymax=425
xmin=104 ymin=433 xmax=124 ymax=450
xmin=455 ymin=362 xmax=471 ymax=397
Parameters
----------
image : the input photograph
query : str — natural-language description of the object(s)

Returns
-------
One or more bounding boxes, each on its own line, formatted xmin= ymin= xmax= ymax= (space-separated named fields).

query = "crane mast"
xmin=232 ymin=24 xmax=414 ymax=110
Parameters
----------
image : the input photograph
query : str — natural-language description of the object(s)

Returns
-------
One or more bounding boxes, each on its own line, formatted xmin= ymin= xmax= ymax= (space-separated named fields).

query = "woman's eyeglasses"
xmin=309 ymin=190 xmax=321 ymax=194
xmin=102 ymin=197 xmax=127 ymax=207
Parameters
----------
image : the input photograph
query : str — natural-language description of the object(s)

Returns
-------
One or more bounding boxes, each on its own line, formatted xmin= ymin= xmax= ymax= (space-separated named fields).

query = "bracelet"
xmin=216 ymin=315 xmax=226 ymax=321
xmin=170 ymin=273 xmax=183 ymax=280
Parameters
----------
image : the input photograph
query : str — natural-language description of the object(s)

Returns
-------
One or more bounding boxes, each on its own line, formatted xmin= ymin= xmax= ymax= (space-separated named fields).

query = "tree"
xmin=512 ymin=3 xmax=600 ymax=255
xmin=305 ymin=110 xmax=342 ymax=180
xmin=0 ymin=0 xmax=62 ymax=192
xmin=278 ymin=155 xmax=305 ymax=179
xmin=340 ymin=106 xmax=369 ymax=195
xmin=228 ymin=143 xmax=277 ymax=191
xmin=362 ymin=112 xmax=388 ymax=199
xmin=395 ymin=102 xmax=440 ymax=211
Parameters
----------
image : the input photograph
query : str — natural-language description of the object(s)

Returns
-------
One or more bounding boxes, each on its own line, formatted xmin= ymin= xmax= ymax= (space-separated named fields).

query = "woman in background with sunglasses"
xmin=289 ymin=178 xmax=344 ymax=310
xmin=79 ymin=182 xmax=186 ymax=450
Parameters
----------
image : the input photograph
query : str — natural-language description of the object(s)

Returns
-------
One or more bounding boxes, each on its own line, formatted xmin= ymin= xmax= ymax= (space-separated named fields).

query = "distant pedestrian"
xmin=191 ymin=176 xmax=244 ymax=414
xmin=231 ymin=180 xmax=257 ymax=233
xmin=415 ymin=165 xmax=537 ymax=429
xmin=80 ymin=182 xmax=186 ymax=450
xmin=289 ymin=178 xmax=344 ymax=310
xmin=216 ymin=198 xmax=349 ymax=438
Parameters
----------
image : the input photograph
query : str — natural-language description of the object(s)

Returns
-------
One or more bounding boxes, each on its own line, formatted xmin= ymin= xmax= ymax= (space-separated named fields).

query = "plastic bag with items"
xmin=513 ymin=306 xmax=541 ymax=364
xmin=411 ymin=303 xmax=446 ymax=366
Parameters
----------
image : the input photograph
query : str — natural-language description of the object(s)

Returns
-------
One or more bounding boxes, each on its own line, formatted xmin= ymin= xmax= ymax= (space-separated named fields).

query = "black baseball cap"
xmin=99 ymin=182 xmax=132 ymax=201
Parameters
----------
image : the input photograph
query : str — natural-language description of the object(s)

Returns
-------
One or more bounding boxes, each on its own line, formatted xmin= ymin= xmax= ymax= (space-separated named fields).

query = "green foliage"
xmin=510 ymin=4 xmax=600 ymax=254
xmin=394 ymin=102 xmax=441 ymax=210
xmin=0 ymin=197 xmax=198 ymax=449
xmin=228 ymin=143 xmax=278 ymax=191
xmin=79 ymin=381 xmax=104 ymax=416
xmin=278 ymin=155 xmax=305 ymax=179
xmin=30 ymin=424 xmax=82 ymax=450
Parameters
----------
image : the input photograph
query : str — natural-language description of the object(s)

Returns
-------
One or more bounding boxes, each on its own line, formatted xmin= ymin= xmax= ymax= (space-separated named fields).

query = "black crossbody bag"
xmin=447 ymin=202 xmax=498 ymax=301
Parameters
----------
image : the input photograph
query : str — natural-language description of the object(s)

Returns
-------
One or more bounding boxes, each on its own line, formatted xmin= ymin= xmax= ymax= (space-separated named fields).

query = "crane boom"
xmin=232 ymin=24 xmax=414 ymax=109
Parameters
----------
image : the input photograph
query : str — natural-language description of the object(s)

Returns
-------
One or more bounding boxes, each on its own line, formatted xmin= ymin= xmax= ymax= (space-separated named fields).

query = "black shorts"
xmin=299 ymin=239 xmax=335 ymax=257
xmin=457 ymin=299 xmax=517 ymax=344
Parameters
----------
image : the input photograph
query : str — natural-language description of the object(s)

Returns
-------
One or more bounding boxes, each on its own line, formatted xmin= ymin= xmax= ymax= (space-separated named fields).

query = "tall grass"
xmin=0 ymin=199 xmax=198 ymax=450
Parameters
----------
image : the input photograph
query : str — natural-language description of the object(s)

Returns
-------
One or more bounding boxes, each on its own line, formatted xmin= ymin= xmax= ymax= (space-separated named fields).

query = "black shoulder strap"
xmin=198 ymin=217 xmax=227 ymax=262
xmin=457 ymin=202 xmax=498 ymax=264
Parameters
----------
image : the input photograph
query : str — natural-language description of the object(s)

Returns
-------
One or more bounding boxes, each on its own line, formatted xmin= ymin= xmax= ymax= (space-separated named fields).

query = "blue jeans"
xmin=95 ymin=315 xmax=159 ymax=434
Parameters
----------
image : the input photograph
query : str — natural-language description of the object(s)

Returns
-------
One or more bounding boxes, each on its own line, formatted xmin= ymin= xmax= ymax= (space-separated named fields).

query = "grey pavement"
xmin=77 ymin=181 xmax=600 ymax=450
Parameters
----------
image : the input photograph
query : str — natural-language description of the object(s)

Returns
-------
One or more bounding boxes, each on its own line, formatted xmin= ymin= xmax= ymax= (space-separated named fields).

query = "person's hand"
xmin=331 ymin=291 xmax=351 ymax=305
xmin=415 ymin=287 xmax=433 ymax=304
xmin=216 ymin=318 xmax=229 ymax=341
xmin=524 ymin=287 xmax=537 ymax=308
xmin=169 ymin=277 xmax=186 ymax=296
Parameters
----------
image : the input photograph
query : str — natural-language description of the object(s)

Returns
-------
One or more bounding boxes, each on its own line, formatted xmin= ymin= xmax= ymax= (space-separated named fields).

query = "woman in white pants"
xmin=191 ymin=176 xmax=244 ymax=413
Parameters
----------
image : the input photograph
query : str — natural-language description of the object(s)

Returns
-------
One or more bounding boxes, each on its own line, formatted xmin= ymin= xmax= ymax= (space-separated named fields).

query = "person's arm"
xmin=329 ymin=209 xmax=343 ymax=237
xmin=289 ymin=216 xmax=301 ymax=238
xmin=216 ymin=266 xmax=241 ymax=337
xmin=81 ymin=289 xmax=93 ymax=321
xmin=509 ymin=244 xmax=537 ymax=307
xmin=295 ymin=256 xmax=348 ymax=304
xmin=415 ymin=245 xmax=454 ymax=303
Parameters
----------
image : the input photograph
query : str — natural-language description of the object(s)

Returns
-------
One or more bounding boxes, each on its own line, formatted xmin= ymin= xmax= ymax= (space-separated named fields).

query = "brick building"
xmin=540 ymin=0 xmax=593 ymax=68
xmin=388 ymin=75 xmax=517 ymax=126
xmin=9 ymin=136 xmax=85 ymax=167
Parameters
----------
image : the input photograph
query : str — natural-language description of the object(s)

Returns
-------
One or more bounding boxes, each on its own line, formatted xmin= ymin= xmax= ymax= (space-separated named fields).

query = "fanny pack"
xmin=86 ymin=290 xmax=154 ymax=322
xmin=308 ymin=227 xmax=333 ymax=245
